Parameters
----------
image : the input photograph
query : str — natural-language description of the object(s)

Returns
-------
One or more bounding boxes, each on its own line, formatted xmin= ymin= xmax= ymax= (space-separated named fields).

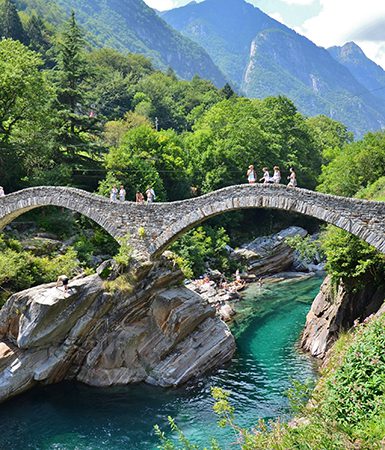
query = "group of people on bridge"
xmin=246 ymin=166 xmax=297 ymax=187
xmin=110 ymin=186 xmax=156 ymax=204
xmin=0 ymin=166 xmax=297 ymax=204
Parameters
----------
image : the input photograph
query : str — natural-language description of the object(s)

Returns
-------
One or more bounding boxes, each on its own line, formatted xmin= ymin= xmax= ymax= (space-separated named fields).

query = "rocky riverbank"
xmin=301 ymin=275 xmax=385 ymax=358
xmin=0 ymin=258 xmax=235 ymax=403
xmin=186 ymin=226 xmax=324 ymax=322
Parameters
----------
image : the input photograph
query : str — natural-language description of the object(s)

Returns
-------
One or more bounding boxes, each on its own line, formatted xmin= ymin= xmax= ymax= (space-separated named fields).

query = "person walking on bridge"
xmin=119 ymin=185 xmax=126 ymax=202
xmin=272 ymin=166 xmax=281 ymax=184
xmin=146 ymin=186 xmax=156 ymax=203
xmin=247 ymin=165 xmax=256 ymax=184
xmin=110 ymin=185 xmax=118 ymax=202
xmin=287 ymin=168 xmax=297 ymax=187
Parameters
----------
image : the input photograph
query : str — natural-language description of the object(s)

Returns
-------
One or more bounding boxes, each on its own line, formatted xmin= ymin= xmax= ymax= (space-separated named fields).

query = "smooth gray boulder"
xmin=234 ymin=226 xmax=308 ymax=275
xmin=0 ymin=260 xmax=235 ymax=403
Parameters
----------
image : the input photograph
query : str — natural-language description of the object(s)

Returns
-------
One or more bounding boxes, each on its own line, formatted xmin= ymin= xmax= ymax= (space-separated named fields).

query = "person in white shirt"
xmin=246 ymin=165 xmax=256 ymax=184
xmin=287 ymin=168 xmax=297 ymax=187
xmin=260 ymin=167 xmax=270 ymax=184
xmin=146 ymin=187 xmax=156 ymax=203
xmin=272 ymin=166 xmax=281 ymax=184
xmin=0 ymin=186 xmax=4 ymax=197
xmin=119 ymin=185 xmax=126 ymax=202
xmin=110 ymin=185 xmax=118 ymax=202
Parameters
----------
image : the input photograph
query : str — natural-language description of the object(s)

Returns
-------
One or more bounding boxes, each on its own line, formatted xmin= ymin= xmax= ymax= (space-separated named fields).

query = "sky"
xmin=143 ymin=0 xmax=385 ymax=69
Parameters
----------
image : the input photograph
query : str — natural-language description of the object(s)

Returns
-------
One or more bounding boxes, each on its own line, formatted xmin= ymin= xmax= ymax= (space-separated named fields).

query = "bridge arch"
xmin=0 ymin=187 xmax=120 ymax=240
xmin=149 ymin=185 xmax=385 ymax=257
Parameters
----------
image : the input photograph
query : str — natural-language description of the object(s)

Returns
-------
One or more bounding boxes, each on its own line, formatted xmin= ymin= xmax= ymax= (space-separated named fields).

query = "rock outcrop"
xmin=0 ymin=259 xmax=235 ymax=403
xmin=301 ymin=275 xmax=385 ymax=358
xmin=234 ymin=226 xmax=308 ymax=275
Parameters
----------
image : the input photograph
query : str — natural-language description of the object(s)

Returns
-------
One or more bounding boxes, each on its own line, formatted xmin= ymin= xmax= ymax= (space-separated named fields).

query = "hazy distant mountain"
xmin=163 ymin=0 xmax=385 ymax=136
xmin=328 ymin=42 xmax=385 ymax=101
xmin=16 ymin=0 xmax=226 ymax=86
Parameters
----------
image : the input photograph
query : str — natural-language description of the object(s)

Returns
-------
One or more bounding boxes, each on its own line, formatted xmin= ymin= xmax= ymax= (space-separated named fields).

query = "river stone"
xmin=234 ymin=226 xmax=308 ymax=275
xmin=145 ymin=317 xmax=235 ymax=387
xmin=0 ymin=259 xmax=236 ymax=402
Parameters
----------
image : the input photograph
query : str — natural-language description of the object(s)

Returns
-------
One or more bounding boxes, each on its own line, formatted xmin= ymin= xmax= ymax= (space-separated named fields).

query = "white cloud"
xmin=280 ymin=0 xmax=316 ymax=5
xmin=144 ymin=0 xmax=182 ymax=11
xmin=297 ymin=0 xmax=385 ymax=68
xmin=269 ymin=12 xmax=285 ymax=24
xmin=144 ymin=0 xmax=199 ymax=11
xmin=359 ymin=41 xmax=385 ymax=70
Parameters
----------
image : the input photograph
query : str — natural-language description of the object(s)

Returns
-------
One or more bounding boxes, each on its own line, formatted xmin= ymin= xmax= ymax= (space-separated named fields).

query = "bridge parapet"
xmin=1 ymin=184 xmax=385 ymax=259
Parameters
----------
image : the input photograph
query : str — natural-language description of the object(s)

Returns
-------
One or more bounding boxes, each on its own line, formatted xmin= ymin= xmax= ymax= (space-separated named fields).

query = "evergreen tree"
xmin=55 ymin=11 xmax=100 ymax=156
xmin=25 ymin=14 xmax=52 ymax=58
xmin=221 ymin=82 xmax=235 ymax=99
xmin=0 ymin=0 xmax=27 ymax=43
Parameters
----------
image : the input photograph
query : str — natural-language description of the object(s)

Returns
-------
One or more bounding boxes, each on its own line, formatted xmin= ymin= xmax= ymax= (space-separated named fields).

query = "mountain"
xmin=15 ymin=0 xmax=226 ymax=86
xmin=162 ymin=0 xmax=284 ymax=87
xmin=162 ymin=0 xmax=385 ymax=136
xmin=328 ymin=42 xmax=385 ymax=101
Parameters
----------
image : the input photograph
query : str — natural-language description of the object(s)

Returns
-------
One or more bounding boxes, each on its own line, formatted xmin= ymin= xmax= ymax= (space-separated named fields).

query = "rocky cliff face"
xmin=301 ymin=275 xmax=385 ymax=358
xmin=234 ymin=226 xmax=308 ymax=276
xmin=0 ymin=259 xmax=235 ymax=403
xmin=328 ymin=42 xmax=385 ymax=101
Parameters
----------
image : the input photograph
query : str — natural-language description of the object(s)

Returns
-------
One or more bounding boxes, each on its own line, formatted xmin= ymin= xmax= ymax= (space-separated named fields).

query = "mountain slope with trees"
xmin=162 ymin=0 xmax=385 ymax=137
xmin=14 ymin=0 xmax=226 ymax=86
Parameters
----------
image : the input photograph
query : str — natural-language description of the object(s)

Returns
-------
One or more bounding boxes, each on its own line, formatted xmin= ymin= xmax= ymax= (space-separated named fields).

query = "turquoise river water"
xmin=0 ymin=275 xmax=323 ymax=450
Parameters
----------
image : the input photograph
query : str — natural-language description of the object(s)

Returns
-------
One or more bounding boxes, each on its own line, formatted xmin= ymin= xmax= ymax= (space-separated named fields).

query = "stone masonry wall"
xmin=1 ymin=184 xmax=385 ymax=259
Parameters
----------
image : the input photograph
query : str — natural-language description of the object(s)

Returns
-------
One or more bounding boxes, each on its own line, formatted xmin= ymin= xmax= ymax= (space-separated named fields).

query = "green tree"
xmin=0 ymin=0 xmax=27 ymax=44
xmin=54 ymin=11 xmax=100 ymax=157
xmin=25 ymin=14 xmax=52 ymax=62
xmin=318 ymin=131 xmax=385 ymax=197
xmin=87 ymin=48 xmax=153 ymax=120
xmin=306 ymin=114 xmax=353 ymax=163
xmin=220 ymin=82 xmax=235 ymax=99
xmin=171 ymin=226 xmax=233 ymax=277
xmin=321 ymin=226 xmax=385 ymax=284
xmin=102 ymin=125 xmax=190 ymax=201
xmin=187 ymin=96 xmax=322 ymax=193
xmin=0 ymin=38 xmax=53 ymax=190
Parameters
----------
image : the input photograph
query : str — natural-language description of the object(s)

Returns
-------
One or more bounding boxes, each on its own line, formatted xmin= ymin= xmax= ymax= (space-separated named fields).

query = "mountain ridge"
xmin=162 ymin=0 xmax=385 ymax=136
xmin=328 ymin=42 xmax=385 ymax=101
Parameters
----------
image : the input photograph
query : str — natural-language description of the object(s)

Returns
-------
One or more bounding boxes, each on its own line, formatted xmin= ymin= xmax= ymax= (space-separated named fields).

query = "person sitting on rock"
xmin=56 ymin=274 xmax=69 ymax=294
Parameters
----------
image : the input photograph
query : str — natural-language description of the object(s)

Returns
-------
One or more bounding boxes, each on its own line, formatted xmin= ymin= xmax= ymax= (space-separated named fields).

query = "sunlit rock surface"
xmin=234 ymin=226 xmax=308 ymax=275
xmin=0 ymin=260 xmax=235 ymax=403
xmin=301 ymin=275 xmax=385 ymax=358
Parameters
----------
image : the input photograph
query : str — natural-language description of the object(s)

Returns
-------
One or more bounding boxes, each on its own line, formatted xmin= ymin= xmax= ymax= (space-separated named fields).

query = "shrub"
xmin=321 ymin=226 xmax=385 ymax=285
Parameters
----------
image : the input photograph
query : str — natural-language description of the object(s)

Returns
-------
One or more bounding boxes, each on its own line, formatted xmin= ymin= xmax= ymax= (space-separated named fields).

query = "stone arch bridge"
xmin=1 ymin=185 xmax=385 ymax=259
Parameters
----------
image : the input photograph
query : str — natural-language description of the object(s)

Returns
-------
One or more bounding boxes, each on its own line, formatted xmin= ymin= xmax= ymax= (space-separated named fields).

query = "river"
xmin=0 ymin=275 xmax=323 ymax=449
